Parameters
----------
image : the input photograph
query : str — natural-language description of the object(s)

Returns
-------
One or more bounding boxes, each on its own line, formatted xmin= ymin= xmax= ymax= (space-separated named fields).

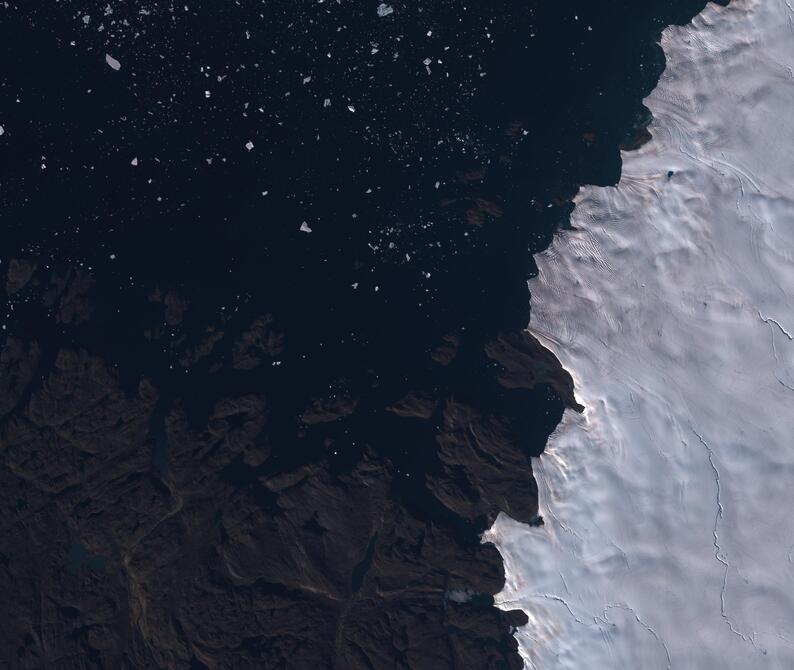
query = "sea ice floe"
xmin=105 ymin=53 xmax=121 ymax=71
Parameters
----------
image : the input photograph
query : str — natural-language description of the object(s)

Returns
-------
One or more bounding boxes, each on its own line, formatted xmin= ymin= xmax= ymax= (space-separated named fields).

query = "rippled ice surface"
xmin=485 ymin=1 xmax=794 ymax=667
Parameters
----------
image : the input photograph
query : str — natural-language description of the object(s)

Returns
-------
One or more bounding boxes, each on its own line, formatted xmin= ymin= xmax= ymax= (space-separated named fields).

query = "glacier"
xmin=485 ymin=1 xmax=794 ymax=667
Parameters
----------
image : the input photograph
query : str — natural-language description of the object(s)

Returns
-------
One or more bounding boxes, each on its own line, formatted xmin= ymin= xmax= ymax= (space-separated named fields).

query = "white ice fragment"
xmin=130 ymin=157 xmax=138 ymax=166
xmin=300 ymin=222 xmax=312 ymax=233
xmin=204 ymin=90 xmax=211 ymax=98
xmin=245 ymin=140 xmax=254 ymax=151
xmin=105 ymin=53 xmax=121 ymax=71
xmin=347 ymin=105 xmax=356 ymax=113
xmin=0 ymin=126 xmax=4 ymax=136
xmin=376 ymin=3 xmax=394 ymax=18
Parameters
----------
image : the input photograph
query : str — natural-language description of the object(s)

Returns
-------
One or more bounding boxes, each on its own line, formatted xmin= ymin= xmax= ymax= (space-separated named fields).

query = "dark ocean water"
xmin=0 ymin=1 xmax=724 ymax=668
xmin=1 ymin=0 xmax=712 ymax=490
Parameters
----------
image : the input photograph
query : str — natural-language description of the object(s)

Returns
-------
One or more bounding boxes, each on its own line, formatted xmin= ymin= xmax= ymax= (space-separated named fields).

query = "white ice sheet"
xmin=485 ymin=1 xmax=794 ymax=667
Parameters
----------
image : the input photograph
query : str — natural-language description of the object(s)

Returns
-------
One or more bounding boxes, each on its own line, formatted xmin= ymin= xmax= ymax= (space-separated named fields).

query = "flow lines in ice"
xmin=691 ymin=426 xmax=760 ymax=650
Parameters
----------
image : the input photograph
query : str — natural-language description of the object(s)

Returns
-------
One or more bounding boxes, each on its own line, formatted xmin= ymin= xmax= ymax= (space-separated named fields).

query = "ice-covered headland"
xmin=485 ymin=0 xmax=794 ymax=667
